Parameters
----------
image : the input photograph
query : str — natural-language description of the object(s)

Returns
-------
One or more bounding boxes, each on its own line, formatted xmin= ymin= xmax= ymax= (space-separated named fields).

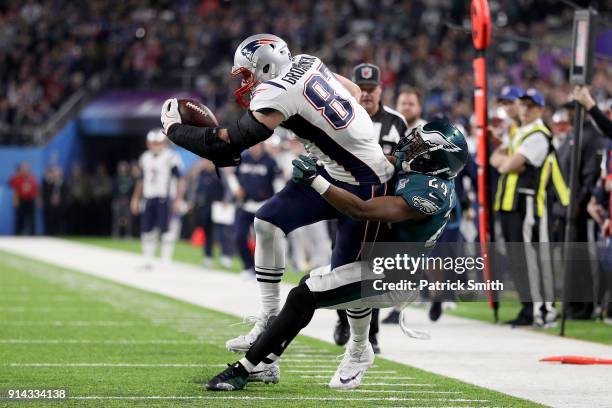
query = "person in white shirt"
xmin=130 ymin=128 xmax=185 ymax=269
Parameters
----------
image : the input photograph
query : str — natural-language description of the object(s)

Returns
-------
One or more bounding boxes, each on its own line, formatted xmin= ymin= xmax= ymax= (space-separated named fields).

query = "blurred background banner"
xmin=79 ymin=90 xmax=201 ymax=136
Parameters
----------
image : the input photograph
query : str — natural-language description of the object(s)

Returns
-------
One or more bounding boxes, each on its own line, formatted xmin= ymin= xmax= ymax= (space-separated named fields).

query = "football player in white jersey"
xmin=130 ymin=128 xmax=185 ymax=269
xmin=161 ymin=34 xmax=394 ymax=383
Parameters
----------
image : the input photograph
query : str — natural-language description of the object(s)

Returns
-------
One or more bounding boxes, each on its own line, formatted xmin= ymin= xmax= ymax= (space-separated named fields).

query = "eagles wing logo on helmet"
xmin=240 ymin=38 xmax=277 ymax=62
xmin=412 ymin=196 xmax=440 ymax=214
xmin=420 ymin=129 xmax=461 ymax=152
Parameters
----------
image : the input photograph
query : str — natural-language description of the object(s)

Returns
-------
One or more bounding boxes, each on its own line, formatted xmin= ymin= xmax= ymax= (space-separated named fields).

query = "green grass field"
xmin=70 ymin=237 xmax=612 ymax=345
xmin=0 ymin=249 xmax=540 ymax=407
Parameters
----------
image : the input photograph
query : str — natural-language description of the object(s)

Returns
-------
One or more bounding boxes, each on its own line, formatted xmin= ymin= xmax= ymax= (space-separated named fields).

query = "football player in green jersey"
xmin=205 ymin=118 xmax=468 ymax=392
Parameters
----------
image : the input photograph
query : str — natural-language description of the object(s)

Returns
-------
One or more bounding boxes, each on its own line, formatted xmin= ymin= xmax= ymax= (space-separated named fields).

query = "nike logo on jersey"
xmin=340 ymin=371 xmax=362 ymax=384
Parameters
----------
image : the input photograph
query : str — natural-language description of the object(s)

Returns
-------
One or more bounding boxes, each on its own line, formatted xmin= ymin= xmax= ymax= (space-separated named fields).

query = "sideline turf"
xmin=0 ymin=250 xmax=538 ymax=407
xmin=69 ymin=236 xmax=303 ymax=285
xmin=71 ymin=237 xmax=612 ymax=344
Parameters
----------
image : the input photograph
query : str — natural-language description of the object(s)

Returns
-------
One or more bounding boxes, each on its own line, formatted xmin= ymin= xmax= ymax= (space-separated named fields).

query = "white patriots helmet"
xmin=146 ymin=128 xmax=166 ymax=143
xmin=231 ymin=34 xmax=293 ymax=108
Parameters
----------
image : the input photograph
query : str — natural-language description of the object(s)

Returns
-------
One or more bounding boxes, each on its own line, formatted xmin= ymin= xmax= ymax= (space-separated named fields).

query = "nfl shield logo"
xmin=361 ymin=67 xmax=373 ymax=79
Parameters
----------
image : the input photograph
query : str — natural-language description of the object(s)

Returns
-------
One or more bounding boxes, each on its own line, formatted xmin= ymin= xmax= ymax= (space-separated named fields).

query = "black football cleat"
xmin=382 ymin=309 xmax=400 ymax=324
xmin=505 ymin=314 xmax=533 ymax=327
xmin=429 ymin=302 xmax=442 ymax=322
xmin=205 ymin=362 xmax=249 ymax=391
xmin=369 ymin=334 xmax=381 ymax=354
xmin=333 ymin=319 xmax=350 ymax=346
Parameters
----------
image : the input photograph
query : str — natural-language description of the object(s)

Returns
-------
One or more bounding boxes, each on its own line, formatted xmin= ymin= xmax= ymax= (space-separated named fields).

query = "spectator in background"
xmin=67 ymin=163 xmax=90 ymax=235
xmin=42 ymin=164 xmax=66 ymax=235
xmin=550 ymin=97 xmax=606 ymax=320
xmin=491 ymin=88 xmax=563 ymax=327
xmin=9 ymin=162 xmax=38 ymax=235
xmin=573 ymin=86 xmax=612 ymax=138
xmin=396 ymin=86 xmax=426 ymax=130
xmin=193 ymin=158 xmax=233 ymax=268
xmin=229 ymin=144 xmax=282 ymax=279
xmin=90 ymin=162 xmax=113 ymax=236
xmin=112 ymin=161 xmax=135 ymax=238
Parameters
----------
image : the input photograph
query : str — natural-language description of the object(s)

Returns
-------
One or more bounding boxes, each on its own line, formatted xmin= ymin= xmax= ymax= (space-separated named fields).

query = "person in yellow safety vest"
xmin=490 ymin=88 xmax=569 ymax=328
xmin=495 ymin=85 xmax=524 ymax=144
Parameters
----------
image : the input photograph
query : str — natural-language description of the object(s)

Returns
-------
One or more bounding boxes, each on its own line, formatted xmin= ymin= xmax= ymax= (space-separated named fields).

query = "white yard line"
xmin=1 ymin=237 xmax=611 ymax=408
xmin=281 ymin=358 xmax=343 ymax=362
xmin=8 ymin=363 xmax=225 ymax=368
xmin=1 ymin=320 xmax=138 ymax=326
xmin=318 ymin=384 xmax=434 ymax=388
xmin=342 ymin=389 xmax=447 ymax=393
xmin=286 ymin=370 xmax=397 ymax=373
xmin=69 ymin=396 xmax=488 ymax=402
xmin=0 ymin=339 xmax=205 ymax=345
xmin=302 ymin=376 xmax=417 ymax=380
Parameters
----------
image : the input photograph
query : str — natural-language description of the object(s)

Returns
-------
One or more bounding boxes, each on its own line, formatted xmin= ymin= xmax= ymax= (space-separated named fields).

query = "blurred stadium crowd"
xmin=3 ymin=0 xmax=612 ymax=324
xmin=1 ymin=0 xmax=610 ymax=144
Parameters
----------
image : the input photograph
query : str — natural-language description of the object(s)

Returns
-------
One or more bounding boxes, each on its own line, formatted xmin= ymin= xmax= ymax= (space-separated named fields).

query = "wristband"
xmin=311 ymin=175 xmax=331 ymax=195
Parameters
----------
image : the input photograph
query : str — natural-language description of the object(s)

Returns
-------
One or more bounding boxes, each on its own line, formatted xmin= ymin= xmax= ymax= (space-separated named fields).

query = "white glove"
xmin=161 ymin=98 xmax=181 ymax=134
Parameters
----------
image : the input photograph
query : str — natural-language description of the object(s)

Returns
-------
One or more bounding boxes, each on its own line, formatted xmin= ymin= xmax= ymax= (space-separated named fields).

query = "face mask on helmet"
xmin=392 ymin=127 xmax=429 ymax=173
xmin=231 ymin=67 xmax=257 ymax=109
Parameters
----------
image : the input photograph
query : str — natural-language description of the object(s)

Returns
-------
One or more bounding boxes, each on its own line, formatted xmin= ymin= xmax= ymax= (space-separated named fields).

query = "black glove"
xmin=291 ymin=155 xmax=318 ymax=185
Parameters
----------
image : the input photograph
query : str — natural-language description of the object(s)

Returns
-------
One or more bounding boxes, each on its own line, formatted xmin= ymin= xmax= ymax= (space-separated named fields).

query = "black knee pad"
xmin=286 ymin=283 xmax=316 ymax=328
xmin=298 ymin=273 xmax=310 ymax=286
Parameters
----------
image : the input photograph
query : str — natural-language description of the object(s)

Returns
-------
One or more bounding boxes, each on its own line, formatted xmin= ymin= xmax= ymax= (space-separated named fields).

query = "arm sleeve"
xmin=588 ymin=105 xmax=612 ymax=139
xmin=516 ymin=132 xmax=549 ymax=167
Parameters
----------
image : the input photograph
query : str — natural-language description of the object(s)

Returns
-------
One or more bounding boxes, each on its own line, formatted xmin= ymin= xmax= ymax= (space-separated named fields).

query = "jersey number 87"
xmin=303 ymin=64 xmax=354 ymax=129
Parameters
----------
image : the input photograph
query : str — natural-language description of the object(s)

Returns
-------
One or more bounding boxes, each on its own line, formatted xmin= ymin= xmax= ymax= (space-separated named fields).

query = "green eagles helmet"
xmin=392 ymin=118 xmax=468 ymax=179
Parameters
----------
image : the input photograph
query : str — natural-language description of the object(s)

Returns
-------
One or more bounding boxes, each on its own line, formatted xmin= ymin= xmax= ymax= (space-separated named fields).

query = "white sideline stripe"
xmin=302 ymin=376 xmax=417 ymax=380
xmin=287 ymin=370 xmax=396 ymax=373
xmin=68 ymin=396 xmax=488 ymax=402
xmin=0 ymin=339 xmax=205 ymax=345
xmin=9 ymin=363 xmax=224 ymax=368
xmin=284 ymin=353 xmax=336 ymax=357
xmin=1 ymin=320 xmax=138 ymax=326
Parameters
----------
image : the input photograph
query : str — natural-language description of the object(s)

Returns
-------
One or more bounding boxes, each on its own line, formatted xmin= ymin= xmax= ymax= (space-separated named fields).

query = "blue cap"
xmin=498 ymin=85 xmax=524 ymax=101
xmin=520 ymin=88 xmax=545 ymax=107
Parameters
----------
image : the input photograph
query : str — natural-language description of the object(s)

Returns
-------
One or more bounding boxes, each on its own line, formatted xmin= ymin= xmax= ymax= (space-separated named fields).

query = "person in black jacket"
xmin=573 ymin=86 xmax=612 ymax=139
xmin=549 ymin=103 xmax=605 ymax=319
xmin=42 ymin=165 xmax=67 ymax=235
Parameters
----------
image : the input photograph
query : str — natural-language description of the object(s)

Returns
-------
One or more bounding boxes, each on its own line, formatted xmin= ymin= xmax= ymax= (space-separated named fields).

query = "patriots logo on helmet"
xmin=240 ymin=38 xmax=277 ymax=62
xmin=420 ymin=129 xmax=461 ymax=152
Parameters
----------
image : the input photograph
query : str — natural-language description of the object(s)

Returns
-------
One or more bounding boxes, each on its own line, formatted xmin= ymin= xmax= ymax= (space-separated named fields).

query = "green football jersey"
xmin=392 ymin=172 xmax=455 ymax=246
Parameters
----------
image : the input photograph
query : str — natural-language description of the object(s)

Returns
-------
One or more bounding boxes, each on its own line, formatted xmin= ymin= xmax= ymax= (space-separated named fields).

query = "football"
xmin=177 ymin=98 xmax=218 ymax=128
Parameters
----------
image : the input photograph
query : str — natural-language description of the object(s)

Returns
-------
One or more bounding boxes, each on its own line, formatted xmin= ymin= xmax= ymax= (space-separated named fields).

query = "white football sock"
xmin=254 ymin=218 xmax=286 ymax=317
xmin=141 ymin=230 xmax=159 ymax=264
xmin=346 ymin=308 xmax=372 ymax=348
xmin=161 ymin=218 xmax=181 ymax=263
xmin=239 ymin=357 xmax=255 ymax=373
